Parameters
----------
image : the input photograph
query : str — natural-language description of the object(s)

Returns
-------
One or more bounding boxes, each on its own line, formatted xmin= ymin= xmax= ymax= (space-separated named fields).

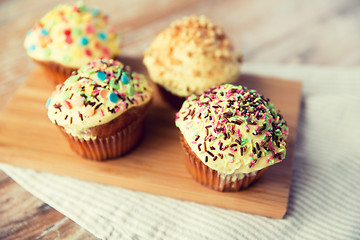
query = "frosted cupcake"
xmin=143 ymin=15 xmax=241 ymax=109
xmin=175 ymin=84 xmax=288 ymax=191
xmin=24 ymin=2 xmax=121 ymax=85
xmin=46 ymin=59 xmax=152 ymax=161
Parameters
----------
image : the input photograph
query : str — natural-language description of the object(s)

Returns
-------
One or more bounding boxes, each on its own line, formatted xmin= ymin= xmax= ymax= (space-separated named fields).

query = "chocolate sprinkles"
xmin=206 ymin=151 xmax=214 ymax=157
xmin=94 ymin=103 xmax=103 ymax=110
xmin=176 ymin=84 xmax=288 ymax=170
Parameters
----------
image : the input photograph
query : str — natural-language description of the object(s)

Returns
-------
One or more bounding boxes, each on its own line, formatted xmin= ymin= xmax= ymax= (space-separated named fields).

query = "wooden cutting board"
xmin=0 ymin=57 xmax=301 ymax=218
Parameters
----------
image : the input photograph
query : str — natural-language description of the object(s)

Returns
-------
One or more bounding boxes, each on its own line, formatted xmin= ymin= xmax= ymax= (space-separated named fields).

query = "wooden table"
xmin=1 ymin=0 xmax=359 ymax=239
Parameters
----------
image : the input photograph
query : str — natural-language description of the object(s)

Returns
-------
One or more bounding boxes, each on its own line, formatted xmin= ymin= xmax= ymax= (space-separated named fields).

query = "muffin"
xmin=24 ymin=2 xmax=121 ymax=85
xmin=46 ymin=58 xmax=152 ymax=161
xmin=143 ymin=15 xmax=241 ymax=109
xmin=175 ymin=84 xmax=289 ymax=191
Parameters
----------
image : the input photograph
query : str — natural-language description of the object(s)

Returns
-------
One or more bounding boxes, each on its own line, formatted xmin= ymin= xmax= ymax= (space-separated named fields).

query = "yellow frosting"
xmin=143 ymin=15 xmax=241 ymax=97
xmin=47 ymin=59 xmax=152 ymax=140
xmin=175 ymin=84 xmax=288 ymax=175
xmin=24 ymin=2 xmax=121 ymax=68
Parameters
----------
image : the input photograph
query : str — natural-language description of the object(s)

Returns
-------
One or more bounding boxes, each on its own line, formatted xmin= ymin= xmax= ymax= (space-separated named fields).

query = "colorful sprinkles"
xmin=97 ymin=71 xmax=106 ymax=81
xmin=80 ymin=36 xmax=89 ymax=45
xmin=47 ymin=59 xmax=152 ymax=131
xmin=120 ymin=74 xmax=129 ymax=84
xmin=45 ymin=97 xmax=51 ymax=108
xmin=109 ymin=92 xmax=118 ymax=103
xmin=24 ymin=2 xmax=121 ymax=67
xmin=175 ymin=84 xmax=289 ymax=172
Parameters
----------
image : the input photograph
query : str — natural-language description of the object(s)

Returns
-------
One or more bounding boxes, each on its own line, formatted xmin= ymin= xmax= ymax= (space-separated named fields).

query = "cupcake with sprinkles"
xmin=24 ymin=1 xmax=121 ymax=85
xmin=46 ymin=58 xmax=152 ymax=161
xmin=175 ymin=84 xmax=288 ymax=191
xmin=143 ymin=15 xmax=241 ymax=109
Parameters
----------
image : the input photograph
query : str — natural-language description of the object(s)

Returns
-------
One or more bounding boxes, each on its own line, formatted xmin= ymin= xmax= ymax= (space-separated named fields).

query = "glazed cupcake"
xmin=175 ymin=84 xmax=288 ymax=191
xmin=143 ymin=15 xmax=241 ymax=109
xmin=24 ymin=2 xmax=121 ymax=85
xmin=46 ymin=59 xmax=152 ymax=161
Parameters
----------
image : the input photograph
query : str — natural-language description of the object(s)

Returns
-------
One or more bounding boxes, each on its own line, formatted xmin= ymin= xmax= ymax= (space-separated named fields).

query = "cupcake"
xmin=24 ymin=2 xmax=121 ymax=85
xmin=175 ymin=84 xmax=289 ymax=191
xmin=46 ymin=59 xmax=152 ymax=161
xmin=143 ymin=15 xmax=241 ymax=109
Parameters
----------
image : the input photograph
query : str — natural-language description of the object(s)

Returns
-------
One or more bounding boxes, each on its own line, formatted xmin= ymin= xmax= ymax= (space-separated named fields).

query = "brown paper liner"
xmin=157 ymin=84 xmax=186 ymax=110
xmin=59 ymin=117 xmax=145 ymax=161
xmin=33 ymin=55 xmax=121 ymax=85
xmin=180 ymin=134 xmax=269 ymax=191
xmin=34 ymin=60 xmax=77 ymax=85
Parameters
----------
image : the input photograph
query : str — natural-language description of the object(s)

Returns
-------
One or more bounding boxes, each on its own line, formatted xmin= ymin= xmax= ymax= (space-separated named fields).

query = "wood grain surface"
xmin=1 ymin=0 xmax=360 ymax=239
xmin=0 ymin=57 xmax=301 ymax=217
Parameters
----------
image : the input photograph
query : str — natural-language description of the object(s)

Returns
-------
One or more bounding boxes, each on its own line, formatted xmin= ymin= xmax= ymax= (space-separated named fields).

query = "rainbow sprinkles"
xmin=24 ymin=2 xmax=121 ymax=68
xmin=46 ymin=58 xmax=152 ymax=140
xmin=176 ymin=84 xmax=289 ymax=176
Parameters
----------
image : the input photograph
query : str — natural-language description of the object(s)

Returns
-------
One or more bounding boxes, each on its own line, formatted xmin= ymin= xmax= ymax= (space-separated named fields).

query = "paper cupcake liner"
xmin=34 ymin=59 xmax=76 ymax=85
xmin=33 ymin=56 xmax=121 ymax=85
xmin=59 ymin=117 xmax=145 ymax=161
xmin=180 ymin=134 xmax=269 ymax=191
xmin=157 ymin=84 xmax=186 ymax=110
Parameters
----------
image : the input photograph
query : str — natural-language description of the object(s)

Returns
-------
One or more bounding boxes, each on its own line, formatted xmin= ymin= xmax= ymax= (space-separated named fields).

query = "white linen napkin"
xmin=1 ymin=64 xmax=359 ymax=240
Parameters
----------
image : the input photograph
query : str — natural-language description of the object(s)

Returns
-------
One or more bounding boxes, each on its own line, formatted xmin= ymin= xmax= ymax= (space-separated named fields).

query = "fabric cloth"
xmin=1 ymin=64 xmax=360 ymax=240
